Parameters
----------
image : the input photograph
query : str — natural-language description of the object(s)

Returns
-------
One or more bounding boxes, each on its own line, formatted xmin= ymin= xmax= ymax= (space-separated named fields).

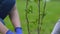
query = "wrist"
xmin=15 ymin=27 xmax=22 ymax=31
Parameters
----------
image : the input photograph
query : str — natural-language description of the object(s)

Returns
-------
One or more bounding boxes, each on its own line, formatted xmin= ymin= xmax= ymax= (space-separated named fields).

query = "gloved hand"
xmin=6 ymin=30 xmax=14 ymax=34
xmin=15 ymin=27 xmax=22 ymax=34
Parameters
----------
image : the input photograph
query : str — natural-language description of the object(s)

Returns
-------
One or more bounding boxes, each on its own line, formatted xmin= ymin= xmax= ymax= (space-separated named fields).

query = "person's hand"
xmin=6 ymin=30 xmax=14 ymax=34
xmin=15 ymin=27 xmax=22 ymax=34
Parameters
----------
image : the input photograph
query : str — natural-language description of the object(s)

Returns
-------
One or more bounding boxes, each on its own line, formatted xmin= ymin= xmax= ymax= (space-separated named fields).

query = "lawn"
xmin=4 ymin=0 xmax=60 ymax=34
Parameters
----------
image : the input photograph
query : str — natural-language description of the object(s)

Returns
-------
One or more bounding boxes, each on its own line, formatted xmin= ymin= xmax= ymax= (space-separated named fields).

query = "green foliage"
xmin=27 ymin=6 xmax=33 ymax=14
xmin=5 ymin=0 xmax=60 ymax=34
xmin=34 ymin=0 xmax=38 ymax=3
xmin=51 ymin=0 xmax=60 ymax=1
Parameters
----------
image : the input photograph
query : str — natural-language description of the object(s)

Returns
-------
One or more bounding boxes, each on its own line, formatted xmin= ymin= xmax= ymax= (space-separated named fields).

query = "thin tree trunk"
xmin=40 ymin=0 xmax=46 ymax=34
xmin=43 ymin=0 xmax=46 ymax=14
xmin=25 ymin=0 xmax=30 ymax=34
xmin=38 ymin=0 xmax=40 ymax=34
xmin=41 ymin=0 xmax=46 ymax=24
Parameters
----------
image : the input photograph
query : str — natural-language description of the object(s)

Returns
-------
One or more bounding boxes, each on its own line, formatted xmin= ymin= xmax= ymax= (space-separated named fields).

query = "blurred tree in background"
xmin=16 ymin=0 xmax=60 ymax=34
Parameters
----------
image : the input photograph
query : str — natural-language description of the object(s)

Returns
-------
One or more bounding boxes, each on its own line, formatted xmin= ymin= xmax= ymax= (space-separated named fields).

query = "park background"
xmin=4 ymin=0 xmax=60 ymax=34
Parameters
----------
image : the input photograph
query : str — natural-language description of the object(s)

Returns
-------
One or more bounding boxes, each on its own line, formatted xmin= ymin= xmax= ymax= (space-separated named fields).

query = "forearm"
xmin=0 ymin=22 xmax=8 ymax=34
xmin=9 ymin=5 xmax=21 ymax=28
xmin=0 ymin=18 xmax=14 ymax=34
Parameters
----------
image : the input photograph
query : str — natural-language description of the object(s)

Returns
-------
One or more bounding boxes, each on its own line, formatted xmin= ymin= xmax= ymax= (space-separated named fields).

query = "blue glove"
xmin=6 ymin=30 xmax=14 ymax=34
xmin=15 ymin=27 xmax=22 ymax=34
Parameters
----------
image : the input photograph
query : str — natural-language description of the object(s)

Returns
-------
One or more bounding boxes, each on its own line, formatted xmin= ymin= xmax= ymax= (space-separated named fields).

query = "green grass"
xmin=4 ymin=0 xmax=60 ymax=34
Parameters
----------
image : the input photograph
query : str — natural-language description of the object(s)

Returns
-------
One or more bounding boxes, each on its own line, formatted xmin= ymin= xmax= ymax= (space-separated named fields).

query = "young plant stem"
xmin=25 ymin=0 xmax=30 ymax=34
xmin=38 ymin=0 xmax=40 ymax=34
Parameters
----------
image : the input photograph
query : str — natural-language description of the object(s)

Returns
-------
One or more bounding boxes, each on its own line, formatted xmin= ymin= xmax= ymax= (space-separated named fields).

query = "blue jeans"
xmin=51 ymin=19 xmax=60 ymax=34
xmin=0 ymin=18 xmax=5 ymax=25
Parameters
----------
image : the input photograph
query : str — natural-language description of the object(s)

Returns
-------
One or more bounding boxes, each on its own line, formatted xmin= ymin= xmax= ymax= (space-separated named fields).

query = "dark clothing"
xmin=0 ymin=0 xmax=16 ymax=19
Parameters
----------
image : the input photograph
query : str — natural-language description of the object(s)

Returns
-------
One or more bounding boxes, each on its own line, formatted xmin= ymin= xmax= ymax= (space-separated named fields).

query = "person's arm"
xmin=9 ymin=5 xmax=21 ymax=28
xmin=0 ymin=18 xmax=14 ymax=34
xmin=9 ymin=5 xmax=22 ymax=34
